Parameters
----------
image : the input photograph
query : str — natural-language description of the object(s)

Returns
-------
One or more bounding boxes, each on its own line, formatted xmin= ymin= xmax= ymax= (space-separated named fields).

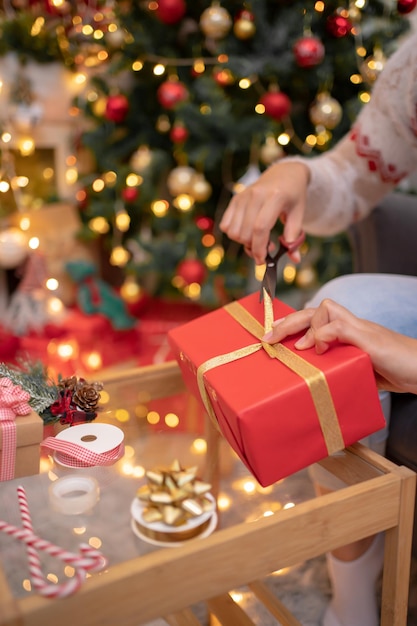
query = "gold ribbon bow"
xmin=136 ymin=459 xmax=213 ymax=527
xmin=196 ymin=291 xmax=345 ymax=457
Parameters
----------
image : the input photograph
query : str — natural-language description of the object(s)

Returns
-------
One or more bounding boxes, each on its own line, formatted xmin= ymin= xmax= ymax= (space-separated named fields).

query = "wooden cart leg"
xmin=380 ymin=466 xmax=416 ymax=626
xmin=203 ymin=413 xmax=222 ymax=499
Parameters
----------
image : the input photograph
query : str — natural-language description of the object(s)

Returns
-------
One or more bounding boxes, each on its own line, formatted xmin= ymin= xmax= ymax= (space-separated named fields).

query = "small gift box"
xmin=0 ymin=377 xmax=44 ymax=480
xmin=168 ymin=293 xmax=386 ymax=487
xmin=0 ymin=409 xmax=44 ymax=481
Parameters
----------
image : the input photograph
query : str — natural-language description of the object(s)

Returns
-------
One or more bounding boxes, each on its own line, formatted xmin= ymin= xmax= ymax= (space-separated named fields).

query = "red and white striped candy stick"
xmin=0 ymin=486 xmax=107 ymax=599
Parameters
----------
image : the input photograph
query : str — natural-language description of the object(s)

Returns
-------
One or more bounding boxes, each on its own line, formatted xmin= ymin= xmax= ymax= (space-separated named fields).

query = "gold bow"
xmin=136 ymin=459 xmax=213 ymax=527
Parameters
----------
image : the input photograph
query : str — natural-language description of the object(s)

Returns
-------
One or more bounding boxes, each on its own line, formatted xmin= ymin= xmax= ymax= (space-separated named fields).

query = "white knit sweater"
xmin=288 ymin=30 xmax=417 ymax=237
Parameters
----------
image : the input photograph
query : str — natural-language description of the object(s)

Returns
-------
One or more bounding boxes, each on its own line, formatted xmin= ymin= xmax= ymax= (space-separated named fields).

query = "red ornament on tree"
xmin=397 ymin=0 xmax=417 ymax=13
xmin=326 ymin=15 xmax=352 ymax=38
xmin=170 ymin=123 xmax=189 ymax=143
xmin=121 ymin=187 xmax=139 ymax=203
xmin=155 ymin=0 xmax=186 ymax=23
xmin=105 ymin=94 xmax=129 ymax=123
xmin=157 ymin=80 xmax=189 ymax=109
xmin=259 ymin=90 xmax=291 ymax=121
xmin=177 ymin=258 xmax=207 ymax=285
xmin=293 ymin=35 xmax=325 ymax=68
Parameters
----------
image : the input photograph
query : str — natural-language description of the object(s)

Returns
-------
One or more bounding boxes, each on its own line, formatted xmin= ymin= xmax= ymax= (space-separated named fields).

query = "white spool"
xmin=53 ymin=423 xmax=125 ymax=468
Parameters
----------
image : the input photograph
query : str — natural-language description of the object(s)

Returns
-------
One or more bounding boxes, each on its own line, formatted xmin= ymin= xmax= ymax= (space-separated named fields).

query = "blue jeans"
xmin=306 ymin=273 xmax=417 ymax=338
xmin=306 ymin=273 xmax=417 ymax=488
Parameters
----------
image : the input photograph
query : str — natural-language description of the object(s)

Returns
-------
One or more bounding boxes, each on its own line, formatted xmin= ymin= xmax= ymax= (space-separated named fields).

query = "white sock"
xmin=323 ymin=533 xmax=385 ymax=626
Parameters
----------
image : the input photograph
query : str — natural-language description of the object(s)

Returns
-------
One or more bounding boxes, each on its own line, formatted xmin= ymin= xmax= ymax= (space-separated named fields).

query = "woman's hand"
xmin=219 ymin=161 xmax=310 ymax=265
xmin=262 ymin=298 xmax=417 ymax=394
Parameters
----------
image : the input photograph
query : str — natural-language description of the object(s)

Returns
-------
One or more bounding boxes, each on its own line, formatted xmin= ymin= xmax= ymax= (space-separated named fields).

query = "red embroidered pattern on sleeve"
xmin=350 ymin=126 xmax=407 ymax=184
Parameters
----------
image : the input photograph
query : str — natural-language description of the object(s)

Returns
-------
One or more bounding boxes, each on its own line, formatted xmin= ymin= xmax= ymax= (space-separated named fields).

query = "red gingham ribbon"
xmin=0 ymin=378 xmax=32 ymax=481
xmin=41 ymin=436 xmax=125 ymax=468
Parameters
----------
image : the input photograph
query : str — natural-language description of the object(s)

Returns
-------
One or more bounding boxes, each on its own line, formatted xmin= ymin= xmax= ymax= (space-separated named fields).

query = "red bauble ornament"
xmin=326 ymin=15 xmax=352 ymax=38
xmin=397 ymin=0 xmax=417 ymax=13
xmin=105 ymin=94 xmax=129 ymax=123
xmin=155 ymin=0 xmax=186 ymax=23
xmin=170 ymin=123 xmax=189 ymax=143
xmin=121 ymin=187 xmax=139 ymax=203
xmin=259 ymin=91 xmax=291 ymax=121
xmin=293 ymin=35 xmax=325 ymax=68
xmin=157 ymin=80 xmax=189 ymax=109
xmin=177 ymin=258 xmax=207 ymax=285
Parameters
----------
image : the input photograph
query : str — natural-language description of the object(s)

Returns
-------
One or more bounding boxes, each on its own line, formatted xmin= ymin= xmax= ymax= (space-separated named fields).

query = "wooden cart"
xmin=1 ymin=361 xmax=415 ymax=626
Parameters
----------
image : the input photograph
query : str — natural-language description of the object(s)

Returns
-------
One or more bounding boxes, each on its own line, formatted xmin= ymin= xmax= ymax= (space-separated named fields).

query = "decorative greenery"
xmin=0 ymin=360 xmax=58 ymax=418
xmin=0 ymin=360 xmax=103 ymax=425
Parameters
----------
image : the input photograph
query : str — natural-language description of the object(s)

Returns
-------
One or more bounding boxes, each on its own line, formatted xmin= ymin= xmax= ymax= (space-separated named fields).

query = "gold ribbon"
xmin=133 ymin=517 xmax=213 ymax=543
xmin=196 ymin=291 xmax=345 ymax=456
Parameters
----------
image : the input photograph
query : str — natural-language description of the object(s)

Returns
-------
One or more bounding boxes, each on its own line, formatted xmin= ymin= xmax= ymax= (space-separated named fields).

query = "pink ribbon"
xmin=41 ymin=437 xmax=125 ymax=468
xmin=0 ymin=378 xmax=32 ymax=481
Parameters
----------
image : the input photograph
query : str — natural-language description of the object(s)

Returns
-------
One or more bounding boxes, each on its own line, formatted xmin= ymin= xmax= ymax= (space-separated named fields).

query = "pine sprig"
xmin=0 ymin=360 xmax=59 ymax=416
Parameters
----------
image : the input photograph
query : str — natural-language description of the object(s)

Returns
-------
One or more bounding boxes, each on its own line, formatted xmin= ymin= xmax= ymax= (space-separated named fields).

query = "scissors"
xmin=260 ymin=231 xmax=305 ymax=301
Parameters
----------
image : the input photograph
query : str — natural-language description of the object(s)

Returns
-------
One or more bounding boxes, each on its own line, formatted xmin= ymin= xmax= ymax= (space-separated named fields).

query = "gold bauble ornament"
xmin=130 ymin=145 xmax=152 ymax=172
xmin=233 ymin=17 xmax=256 ymax=40
xmin=167 ymin=166 xmax=197 ymax=196
xmin=190 ymin=174 xmax=212 ymax=203
xmin=200 ymin=4 xmax=232 ymax=40
xmin=260 ymin=137 xmax=284 ymax=165
xmin=309 ymin=92 xmax=343 ymax=130
xmin=360 ymin=48 xmax=386 ymax=85
xmin=156 ymin=114 xmax=171 ymax=133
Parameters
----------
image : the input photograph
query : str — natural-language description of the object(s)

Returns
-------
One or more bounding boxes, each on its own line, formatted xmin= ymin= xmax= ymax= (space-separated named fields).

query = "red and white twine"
xmin=0 ymin=486 xmax=107 ymax=598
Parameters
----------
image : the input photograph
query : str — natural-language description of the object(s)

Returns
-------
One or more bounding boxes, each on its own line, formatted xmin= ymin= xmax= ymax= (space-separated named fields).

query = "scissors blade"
xmin=260 ymin=257 xmax=278 ymax=301
xmin=259 ymin=231 xmax=305 ymax=302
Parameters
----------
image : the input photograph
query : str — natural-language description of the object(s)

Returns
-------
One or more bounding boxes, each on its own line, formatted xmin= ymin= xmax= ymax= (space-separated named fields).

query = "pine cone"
xmin=58 ymin=376 xmax=78 ymax=392
xmin=72 ymin=382 xmax=102 ymax=413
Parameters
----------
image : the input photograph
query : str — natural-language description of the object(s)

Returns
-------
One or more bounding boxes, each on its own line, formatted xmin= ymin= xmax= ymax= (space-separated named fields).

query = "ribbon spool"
xmin=42 ymin=423 xmax=125 ymax=468
xmin=130 ymin=493 xmax=217 ymax=547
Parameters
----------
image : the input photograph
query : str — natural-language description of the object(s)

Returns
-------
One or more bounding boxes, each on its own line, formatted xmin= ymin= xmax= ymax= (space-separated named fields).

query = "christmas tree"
xmin=0 ymin=0 xmax=414 ymax=307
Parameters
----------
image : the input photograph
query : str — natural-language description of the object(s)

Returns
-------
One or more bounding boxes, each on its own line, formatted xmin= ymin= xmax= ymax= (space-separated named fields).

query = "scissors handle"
xmin=277 ymin=231 xmax=305 ymax=255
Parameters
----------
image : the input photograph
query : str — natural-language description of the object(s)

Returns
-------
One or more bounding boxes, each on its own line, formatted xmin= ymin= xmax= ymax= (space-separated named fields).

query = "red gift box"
xmin=168 ymin=292 xmax=386 ymax=487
